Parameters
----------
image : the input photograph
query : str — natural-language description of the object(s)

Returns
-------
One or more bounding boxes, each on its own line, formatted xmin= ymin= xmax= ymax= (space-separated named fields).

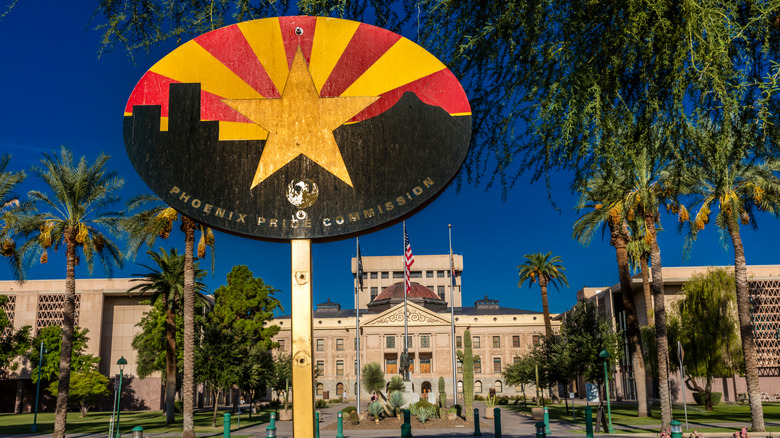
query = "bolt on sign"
xmin=124 ymin=16 xmax=471 ymax=241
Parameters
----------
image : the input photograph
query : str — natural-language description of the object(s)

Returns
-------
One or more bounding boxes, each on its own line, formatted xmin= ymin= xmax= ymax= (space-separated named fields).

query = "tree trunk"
xmin=705 ymin=376 xmax=713 ymax=411
xmin=644 ymin=215 xmax=672 ymax=427
xmin=727 ymin=219 xmax=765 ymax=431
xmin=165 ymin=302 xmax=177 ymax=424
xmin=181 ymin=217 xmax=197 ymax=438
xmin=53 ymin=231 xmax=77 ymax=438
xmin=641 ymin=257 xmax=652 ymax=323
xmin=612 ymin=220 xmax=649 ymax=417
xmin=212 ymin=388 xmax=220 ymax=427
xmin=540 ymin=280 xmax=552 ymax=335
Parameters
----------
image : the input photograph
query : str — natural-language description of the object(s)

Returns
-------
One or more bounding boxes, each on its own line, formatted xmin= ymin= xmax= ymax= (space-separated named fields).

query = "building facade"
xmin=577 ymin=265 xmax=780 ymax=403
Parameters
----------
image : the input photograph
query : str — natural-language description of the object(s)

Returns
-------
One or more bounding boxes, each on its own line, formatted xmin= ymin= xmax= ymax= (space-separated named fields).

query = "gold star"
xmin=223 ymin=48 xmax=379 ymax=189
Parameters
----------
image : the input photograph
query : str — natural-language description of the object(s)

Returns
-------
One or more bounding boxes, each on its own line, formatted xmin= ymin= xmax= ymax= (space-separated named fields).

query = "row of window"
xmin=385 ymin=357 xmax=432 ymax=374
xmin=455 ymin=334 xmax=542 ymax=349
xmin=280 ymin=334 xmax=543 ymax=352
xmin=314 ymin=380 xmax=506 ymax=397
xmin=455 ymin=356 xmax=506 ymax=374
xmin=360 ymin=270 xmax=454 ymax=280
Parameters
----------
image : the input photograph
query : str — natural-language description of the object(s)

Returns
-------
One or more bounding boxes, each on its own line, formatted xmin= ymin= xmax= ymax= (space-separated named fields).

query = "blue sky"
xmin=0 ymin=2 xmax=777 ymax=316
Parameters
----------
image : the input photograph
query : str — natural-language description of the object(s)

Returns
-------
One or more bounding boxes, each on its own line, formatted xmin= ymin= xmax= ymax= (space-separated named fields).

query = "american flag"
xmin=404 ymin=224 xmax=415 ymax=294
xmin=450 ymin=252 xmax=456 ymax=288
xmin=357 ymin=240 xmax=364 ymax=290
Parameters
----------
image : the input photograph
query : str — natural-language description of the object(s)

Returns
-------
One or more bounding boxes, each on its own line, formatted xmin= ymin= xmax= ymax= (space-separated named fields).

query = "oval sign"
xmin=124 ymin=16 xmax=471 ymax=241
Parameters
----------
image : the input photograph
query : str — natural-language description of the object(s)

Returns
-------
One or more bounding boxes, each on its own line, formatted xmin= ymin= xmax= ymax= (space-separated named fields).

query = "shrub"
xmin=449 ymin=404 xmax=462 ymax=416
xmin=367 ymin=401 xmax=384 ymax=420
xmin=174 ymin=401 xmax=183 ymax=413
xmin=474 ymin=394 xmax=484 ymax=401
xmin=414 ymin=400 xmax=435 ymax=411
xmin=388 ymin=390 xmax=406 ymax=412
xmin=692 ymin=392 xmax=722 ymax=407
xmin=315 ymin=399 xmax=327 ymax=408
xmin=388 ymin=375 xmax=406 ymax=392
xmin=342 ymin=406 xmax=357 ymax=415
xmin=416 ymin=405 xmax=436 ymax=423
xmin=349 ymin=410 xmax=360 ymax=425
xmin=497 ymin=396 xmax=509 ymax=405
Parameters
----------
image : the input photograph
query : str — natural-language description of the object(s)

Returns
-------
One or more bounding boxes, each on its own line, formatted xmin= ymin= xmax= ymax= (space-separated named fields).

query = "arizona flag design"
xmin=124 ymin=16 xmax=471 ymax=241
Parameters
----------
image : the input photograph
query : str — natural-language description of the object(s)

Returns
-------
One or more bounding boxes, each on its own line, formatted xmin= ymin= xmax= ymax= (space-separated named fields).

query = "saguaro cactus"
xmin=457 ymin=329 xmax=474 ymax=420
xmin=438 ymin=376 xmax=447 ymax=408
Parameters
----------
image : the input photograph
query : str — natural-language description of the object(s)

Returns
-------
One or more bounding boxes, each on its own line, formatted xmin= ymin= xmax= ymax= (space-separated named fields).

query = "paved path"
xmin=4 ymin=402 xmax=775 ymax=438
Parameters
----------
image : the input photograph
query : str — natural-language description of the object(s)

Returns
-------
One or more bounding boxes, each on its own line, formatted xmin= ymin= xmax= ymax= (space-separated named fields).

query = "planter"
xmin=278 ymin=409 xmax=293 ymax=421
xmin=485 ymin=408 xmax=494 ymax=419
xmin=531 ymin=407 xmax=544 ymax=420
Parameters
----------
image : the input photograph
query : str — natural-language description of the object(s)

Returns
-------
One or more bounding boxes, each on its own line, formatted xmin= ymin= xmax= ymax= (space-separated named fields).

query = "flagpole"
xmin=355 ymin=237 xmax=361 ymax=413
xmin=449 ymin=224 xmax=457 ymax=407
xmin=403 ymin=222 xmax=409 ymax=381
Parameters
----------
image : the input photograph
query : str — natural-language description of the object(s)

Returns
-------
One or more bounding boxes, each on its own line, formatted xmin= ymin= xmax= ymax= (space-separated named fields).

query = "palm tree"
xmin=517 ymin=251 xmax=568 ymax=335
xmin=682 ymin=124 xmax=780 ymax=432
xmin=361 ymin=361 xmax=392 ymax=415
xmin=128 ymin=247 xmax=208 ymax=424
xmin=573 ymin=170 xmax=650 ymax=417
xmin=122 ymin=194 xmax=214 ymax=438
xmin=14 ymin=147 xmax=124 ymax=438
xmin=0 ymin=155 xmax=26 ymax=280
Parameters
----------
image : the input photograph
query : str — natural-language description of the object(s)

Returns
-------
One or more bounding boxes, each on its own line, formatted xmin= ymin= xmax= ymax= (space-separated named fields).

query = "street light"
xmin=115 ymin=356 xmax=127 ymax=438
xmin=31 ymin=341 xmax=45 ymax=433
xmin=599 ymin=350 xmax=615 ymax=434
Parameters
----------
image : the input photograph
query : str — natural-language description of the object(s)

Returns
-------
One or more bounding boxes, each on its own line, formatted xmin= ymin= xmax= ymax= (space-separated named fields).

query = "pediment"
xmin=361 ymin=301 xmax=450 ymax=326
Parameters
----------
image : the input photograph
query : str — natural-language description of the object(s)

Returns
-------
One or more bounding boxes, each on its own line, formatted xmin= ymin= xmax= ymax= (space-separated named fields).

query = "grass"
xmin=0 ymin=408 xmax=272 ymax=435
xmin=504 ymin=401 xmax=780 ymax=433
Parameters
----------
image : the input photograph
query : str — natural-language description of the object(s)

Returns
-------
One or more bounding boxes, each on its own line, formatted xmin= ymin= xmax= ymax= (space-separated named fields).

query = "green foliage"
xmin=341 ymin=406 xmax=357 ymax=414
xmin=503 ymin=355 xmax=536 ymax=388
xmin=518 ymin=252 xmax=568 ymax=334
xmin=457 ymin=328 xmax=474 ymax=420
xmin=0 ymin=155 xmax=26 ymax=281
xmin=0 ymin=295 xmax=31 ymax=377
xmin=388 ymin=375 xmax=405 ymax=392
xmin=29 ymin=325 xmax=93 ymax=384
xmin=416 ymin=404 xmax=435 ymax=423
xmin=693 ymin=392 xmax=722 ymax=407
xmin=47 ymin=369 xmax=109 ymax=417
xmin=367 ymin=401 xmax=383 ymax=419
xmin=668 ymin=268 xmax=743 ymax=411
xmin=270 ymin=354 xmax=292 ymax=409
xmin=131 ymin=299 xmax=182 ymax=379
xmin=315 ymin=399 xmax=327 ymax=408
xmin=413 ymin=399 xmax=435 ymax=411
xmin=388 ymin=390 xmax=405 ymax=411
xmin=560 ymin=300 xmax=622 ymax=385
xmin=361 ymin=362 xmax=385 ymax=395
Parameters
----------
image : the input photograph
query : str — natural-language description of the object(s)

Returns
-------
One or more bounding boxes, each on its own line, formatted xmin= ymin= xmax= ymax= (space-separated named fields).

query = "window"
xmin=336 ymin=360 xmax=344 ymax=376
xmin=381 ymin=272 xmax=389 ymax=279
xmin=456 ymin=336 xmax=462 ymax=348
xmin=336 ymin=382 xmax=344 ymax=396
xmin=457 ymin=381 xmax=463 ymax=393
xmin=370 ymin=272 xmax=378 ymax=279
xmin=393 ymin=271 xmax=404 ymax=279
xmin=336 ymin=339 xmax=344 ymax=351
xmin=278 ymin=340 xmax=285 ymax=351
xmin=316 ymin=383 xmax=324 ymax=396
xmin=532 ymin=335 xmax=541 ymax=346
xmin=457 ymin=358 xmax=463 ymax=374
xmin=495 ymin=381 xmax=503 ymax=393
xmin=386 ymin=336 xmax=395 ymax=348
xmin=493 ymin=336 xmax=501 ymax=348
xmin=437 ymin=271 xmax=445 ymax=278
xmin=316 ymin=339 xmax=324 ymax=351
xmin=386 ymin=358 xmax=398 ymax=374
xmin=426 ymin=271 xmax=434 ymax=278
xmin=408 ymin=358 xmax=414 ymax=373
xmin=316 ymin=360 xmax=324 ymax=375
xmin=437 ymin=285 xmax=445 ymax=298
xmin=420 ymin=357 xmax=432 ymax=374
xmin=475 ymin=381 xmax=483 ymax=393
xmin=472 ymin=336 xmax=481 ymax=348
xmin=410 ymin=271 xmax=422 ymax=278
xmin=493 ymin=357 xmax=502 ymax=373
xmin=420 ymin=335 xmax=430 ymax=348
xmin=513 ymin=356 xmax=521 ymax=364
xmin=474 ymin=357 xmax=482 ymax=374
xmin=512 ymin=335 xmax=521 ymax=348
xmin=370 ymin=287 xmax=378 ymax=301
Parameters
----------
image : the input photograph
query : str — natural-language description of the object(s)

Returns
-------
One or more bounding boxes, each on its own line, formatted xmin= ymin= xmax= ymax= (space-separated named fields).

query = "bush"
xmin=174 ymin=401 xmax=183 ymax=413
xmin=497 ymin=396 xmax=509 ymax=405
xmin=367 ymin=401 xmax=384 ymax=420
xmin=315 ymin=399 xmax=327 ymax=408
xmin=414 ymin=400 xmax=435 ymax=411
xmin=388 ymin=390 xmax=406 ymax=412
xmin=692 ymin=392 xmax=722 ymax=407
xmin=342 ymin=406 xmax=357 ymax=414
xmin=449 ymin=404 xmax=462 ymax=416
xmin=349 ymin=410 xmax=360 ymax=425
xmin=474 ymin=394 xmax=484 ymax=401
xmin=417 ymin=405 xmax=436 ymax=423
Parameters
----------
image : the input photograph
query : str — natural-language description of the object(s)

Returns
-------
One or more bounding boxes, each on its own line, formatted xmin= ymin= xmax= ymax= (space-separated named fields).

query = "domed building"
xmin=269 ymin=254 xmax=554 ymax=404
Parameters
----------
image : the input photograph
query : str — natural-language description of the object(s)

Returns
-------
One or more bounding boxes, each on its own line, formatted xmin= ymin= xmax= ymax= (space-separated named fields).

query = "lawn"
xmin=504 ymin=400 xmax=780 ymax=433
xmin=0 ymin=409 xmax=272 ymax=436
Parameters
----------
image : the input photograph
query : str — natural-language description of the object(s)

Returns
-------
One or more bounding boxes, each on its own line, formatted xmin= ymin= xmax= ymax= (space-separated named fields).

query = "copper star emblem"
xmin=223 ymin=48 xmax=379 ymax=189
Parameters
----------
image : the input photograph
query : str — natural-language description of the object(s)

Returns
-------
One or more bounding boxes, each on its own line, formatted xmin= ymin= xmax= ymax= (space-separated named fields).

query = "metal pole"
xmin=355 ymin=238 xmax=361 ymax=414
xmin=223 ymin=412 xmax=231 ymax=438
xmin=449 ymin=224 xmax=457 ymax=407
xmin=291 ymin=239 xmax=315 ymax=438
xmin=603 ymin=360 xmax=614 ymax=433
xmin=403 ymin=222 xmax=409 ymax=381
xmin=31 ymin=341 xmax=44 ymax=433
xmin=115 ymin=369 xmax=124 ymax=438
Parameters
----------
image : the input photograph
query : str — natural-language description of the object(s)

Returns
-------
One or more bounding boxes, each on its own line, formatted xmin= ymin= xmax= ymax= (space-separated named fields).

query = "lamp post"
xmin=115 ymin=356 xmax=127 ymax=438
xmin=599 ymin=350 xmax=614 ymax=434
xmin=31 ymin=341 xmax=45 ymax=433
